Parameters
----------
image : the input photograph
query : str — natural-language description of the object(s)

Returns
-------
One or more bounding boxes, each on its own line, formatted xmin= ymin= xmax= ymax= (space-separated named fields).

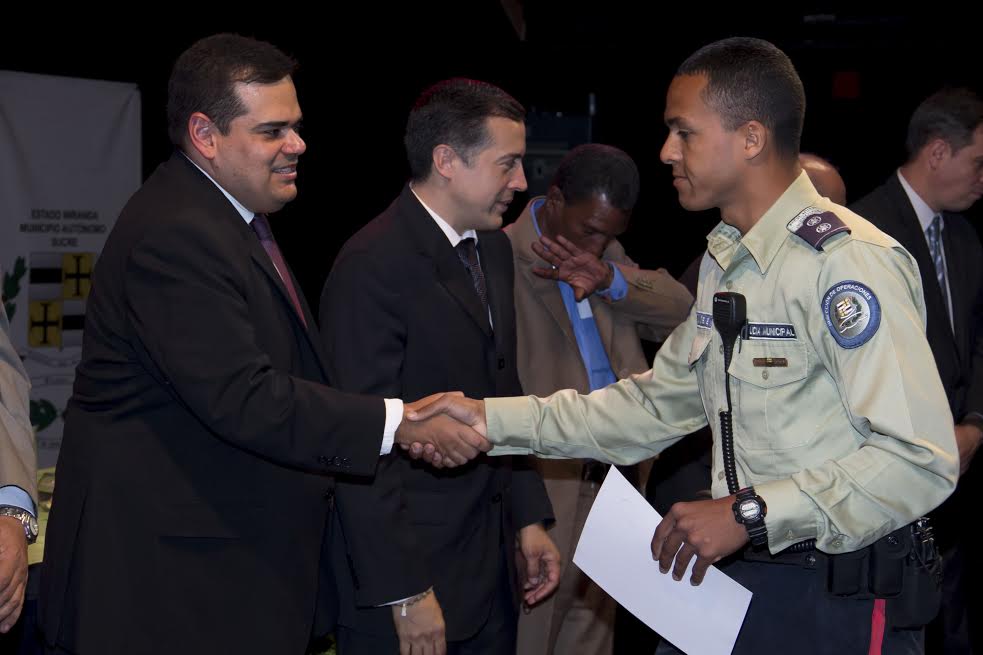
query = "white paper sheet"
xmin=573 ymin=467 xmax=752 ymax=655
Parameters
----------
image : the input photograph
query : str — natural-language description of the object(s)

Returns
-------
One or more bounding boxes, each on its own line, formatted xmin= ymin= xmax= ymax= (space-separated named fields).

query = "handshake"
xmin=393 ymin=393 xmax=491 ymax=468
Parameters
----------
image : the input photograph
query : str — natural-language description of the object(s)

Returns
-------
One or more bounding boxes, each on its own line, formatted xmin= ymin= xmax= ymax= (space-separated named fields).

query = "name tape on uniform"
xmin=745 ymin=322 xmax=797 ymax=340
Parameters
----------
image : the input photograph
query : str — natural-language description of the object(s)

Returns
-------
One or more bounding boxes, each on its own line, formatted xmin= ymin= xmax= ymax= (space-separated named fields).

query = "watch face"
xmin=28 ymin=515 xmax=38 ymax=535
xmin=738 ymin=498 xmax=761 ymax=522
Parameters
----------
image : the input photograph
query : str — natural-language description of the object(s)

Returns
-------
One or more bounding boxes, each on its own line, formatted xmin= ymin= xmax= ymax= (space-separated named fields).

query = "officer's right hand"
xmin=650 ymin=496 xmax=749 ymax=586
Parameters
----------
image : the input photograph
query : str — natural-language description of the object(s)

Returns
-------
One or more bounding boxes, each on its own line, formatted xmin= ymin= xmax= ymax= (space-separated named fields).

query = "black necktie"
xmin=455 ymin=238 xmax=488 ymax=314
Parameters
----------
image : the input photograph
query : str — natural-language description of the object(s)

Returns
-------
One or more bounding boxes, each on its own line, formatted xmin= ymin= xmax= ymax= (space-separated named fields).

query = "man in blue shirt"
xmin=507 ymin=144 xmax=692 ymax=655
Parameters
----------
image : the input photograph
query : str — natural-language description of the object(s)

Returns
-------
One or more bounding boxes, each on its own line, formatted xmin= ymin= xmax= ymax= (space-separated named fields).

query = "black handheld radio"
xmin=712 ymin=292 xmax=745 ymax=496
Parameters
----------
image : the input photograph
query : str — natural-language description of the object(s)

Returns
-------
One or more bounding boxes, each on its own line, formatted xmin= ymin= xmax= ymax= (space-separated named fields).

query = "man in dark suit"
xmin=39 ymin=35 xmax=486 ymax=655
xmin=851 ymin=87 xmax=983 ymax=654
xmin=320 ymin=78 xmax=558 ymax=655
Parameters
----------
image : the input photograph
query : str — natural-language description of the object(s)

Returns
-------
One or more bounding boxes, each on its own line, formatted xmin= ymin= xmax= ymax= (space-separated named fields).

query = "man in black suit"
xmin=320 ymin=78 xmax=559 ymax=655
xmin=852 ymin=87 xmax=983 ymax=654
xmin=39 ymin=35 xmax=486 ymax=655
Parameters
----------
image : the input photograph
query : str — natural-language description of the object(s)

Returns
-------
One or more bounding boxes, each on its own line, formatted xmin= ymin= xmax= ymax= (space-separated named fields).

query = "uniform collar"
xmin=707 ymin=171 xmax=821 ymax=274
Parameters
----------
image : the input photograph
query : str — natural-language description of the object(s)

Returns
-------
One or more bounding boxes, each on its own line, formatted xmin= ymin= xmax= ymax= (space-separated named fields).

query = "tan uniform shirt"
xmin=487 ymin=172 xmax=958 ymax=555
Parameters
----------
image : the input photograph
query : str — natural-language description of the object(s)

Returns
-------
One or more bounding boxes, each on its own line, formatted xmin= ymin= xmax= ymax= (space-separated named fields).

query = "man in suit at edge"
xmin=852 ymin=87 xmax=983 ymax=654
xmin=320 ymin=78 xmax=559 ymax=655
xmin=39 ymin=34 xmax=487 ymax=655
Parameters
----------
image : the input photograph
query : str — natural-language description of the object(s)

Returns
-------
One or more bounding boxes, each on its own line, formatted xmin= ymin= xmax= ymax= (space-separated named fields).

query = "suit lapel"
xmin=590 ymin=297 xmax=624 ymax=373
xmin=881 ymin=176 xmax=960 ymax=363
xmin=480 ymin=233 xmax=511 ymax=355
xmin=434 ymin=250 xmax=493 ymax=336
xmin=884 ymin=179 xmax=951 ymax=324
xmin=398 ymin=186 xmax=493 ymax=337
xmin=246 ymin=241 xmax=329 ymax=374
xmin=885 ymin=177 xmax=936 ymax=275
xmin=512 ymin=208 xmax=578 ymax=351
xmin=524 ymin=265 xmax=577 ymax=348
xmin=174 ymin=153 xmax=329 ymax=376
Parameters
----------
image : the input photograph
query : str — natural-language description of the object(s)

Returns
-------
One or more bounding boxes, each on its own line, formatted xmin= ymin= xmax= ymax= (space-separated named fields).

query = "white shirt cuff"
xmin=379 ymin=592 xmax=421 ymax=607
xmin=381 ymin=398 xmax=404 ymax=455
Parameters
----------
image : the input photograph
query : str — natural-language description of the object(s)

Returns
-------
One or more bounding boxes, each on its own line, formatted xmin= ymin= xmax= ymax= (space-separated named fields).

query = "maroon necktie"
xmin=250 ymin=214 xmax=307 ymax=328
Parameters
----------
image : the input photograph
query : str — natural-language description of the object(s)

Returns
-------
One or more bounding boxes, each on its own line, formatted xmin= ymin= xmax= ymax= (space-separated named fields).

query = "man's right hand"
xmin=403 ymin=395 xmax=488 ymax=468
xmin=395 ymin=393 xmax=490 ymax=468
xmin=0 ymin=516 xmax=28 ymax=633
xmin=955 ymin=422 xmax=983 ymax=475
xmin=531 ymin=234 xmax=613 ymax=301
xmin=392 ymin=591 xmax=446 ymax=655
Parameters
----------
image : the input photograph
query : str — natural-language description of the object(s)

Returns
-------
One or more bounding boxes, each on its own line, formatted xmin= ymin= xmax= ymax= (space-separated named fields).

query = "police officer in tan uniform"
xmin=408 ymin=37 xmax=958 ymax=655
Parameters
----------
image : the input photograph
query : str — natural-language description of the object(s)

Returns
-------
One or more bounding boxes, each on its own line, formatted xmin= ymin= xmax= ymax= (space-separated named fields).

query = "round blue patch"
xmin=822 ymin=280 xmax=881 ymax=349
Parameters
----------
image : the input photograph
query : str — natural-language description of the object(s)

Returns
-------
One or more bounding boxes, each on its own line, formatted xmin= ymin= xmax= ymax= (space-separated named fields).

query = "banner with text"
xmin=1 ymin=71 xmax=141 ymax=467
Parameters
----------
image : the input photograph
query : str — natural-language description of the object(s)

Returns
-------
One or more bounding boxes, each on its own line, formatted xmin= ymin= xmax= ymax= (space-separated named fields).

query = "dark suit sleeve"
xmin=510 ymin=456 xmax=554 ymax=529
xmin=123 ymin=216 xmax=383 ymax=477
xmin=319 ymin=247 xmax=432 ymax=606
xmin=500 ymin=343 xmax=554 ymax=532
xmin=504 ymin=358 xmax=553 ymax=531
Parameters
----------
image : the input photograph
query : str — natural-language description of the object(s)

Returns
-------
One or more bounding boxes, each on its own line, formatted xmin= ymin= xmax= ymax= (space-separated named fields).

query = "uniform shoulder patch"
xmin=787 ymin=207 xmax=851 ymax=251
xmin=822 ymin=280 xmax=881 ymax=348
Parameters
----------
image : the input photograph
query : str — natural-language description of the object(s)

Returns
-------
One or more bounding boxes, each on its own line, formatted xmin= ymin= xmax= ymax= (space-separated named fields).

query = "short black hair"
xmin=167 ymin=33 xmax=297 ymax=147
xmin=906 ymin=87 xmax=983 ymax=159
xmin=677 ymin=37 xmax=805 ymax=161
xmin=551 ymin=144 xmax=640 ymax=212
xmin=404 ymin=78 xmax=525 ymax=182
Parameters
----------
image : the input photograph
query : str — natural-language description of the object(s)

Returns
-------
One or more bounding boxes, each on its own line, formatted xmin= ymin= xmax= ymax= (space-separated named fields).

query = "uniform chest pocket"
xmin=728 ymin=341 xmax=812 ymax=450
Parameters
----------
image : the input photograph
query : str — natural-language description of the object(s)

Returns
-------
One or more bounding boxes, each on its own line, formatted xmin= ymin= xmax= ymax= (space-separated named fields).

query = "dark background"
xmin=3 ymin=4 xmax=981 ymax=312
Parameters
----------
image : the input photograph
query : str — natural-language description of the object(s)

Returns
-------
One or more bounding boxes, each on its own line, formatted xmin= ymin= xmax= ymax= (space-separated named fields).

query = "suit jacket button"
xmin=498 ymin=356 xmax=506 ymax=370
xmin=491 ymin=493 xmax=502 ymax=503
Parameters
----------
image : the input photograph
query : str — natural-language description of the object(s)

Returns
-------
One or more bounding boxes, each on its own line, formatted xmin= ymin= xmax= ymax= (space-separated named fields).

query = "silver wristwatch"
xmin=0 ymin=505 xmax=39 ymax=544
